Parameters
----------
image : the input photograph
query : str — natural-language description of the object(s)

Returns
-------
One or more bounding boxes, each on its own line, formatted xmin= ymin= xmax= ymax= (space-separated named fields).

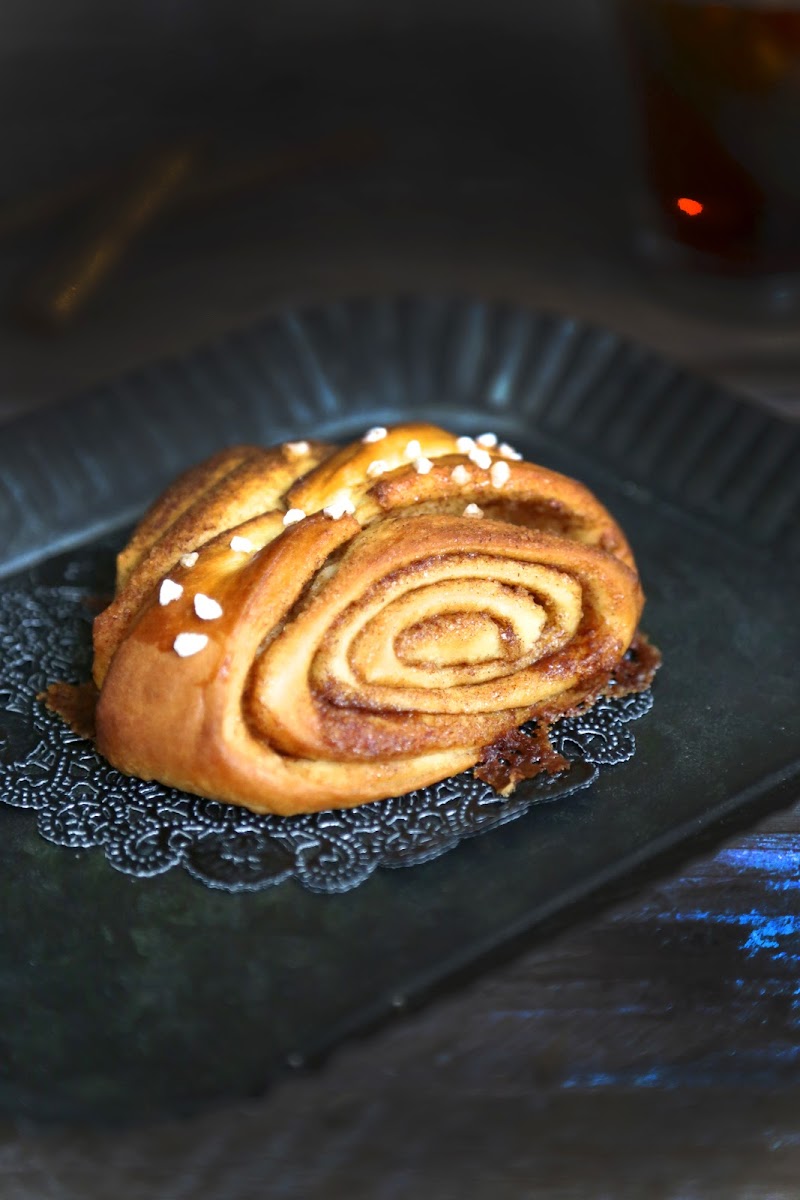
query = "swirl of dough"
xmin=92 ymin=424 xmax=646 ymax=814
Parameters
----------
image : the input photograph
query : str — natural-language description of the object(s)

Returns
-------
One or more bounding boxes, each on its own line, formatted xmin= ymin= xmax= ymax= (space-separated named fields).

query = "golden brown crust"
xmin=93 ymin=440 xmax=330 ymax=686
xmin=88 ymin=423 xmax=651 ymax=815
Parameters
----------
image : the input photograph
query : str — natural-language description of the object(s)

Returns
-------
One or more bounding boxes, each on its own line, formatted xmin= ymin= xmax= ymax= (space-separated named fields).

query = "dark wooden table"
xmin=1 ymin=11 xmax=799 ymax=1195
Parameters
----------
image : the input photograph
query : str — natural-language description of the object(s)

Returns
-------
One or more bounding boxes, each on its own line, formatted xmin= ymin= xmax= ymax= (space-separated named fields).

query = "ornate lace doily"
xmin=0 ymin=583 xmax=653 ymax=894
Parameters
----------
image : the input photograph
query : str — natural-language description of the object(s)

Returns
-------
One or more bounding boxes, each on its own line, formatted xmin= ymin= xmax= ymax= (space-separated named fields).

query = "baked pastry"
xmin=80 ymin=424 xmax=658 ymax=815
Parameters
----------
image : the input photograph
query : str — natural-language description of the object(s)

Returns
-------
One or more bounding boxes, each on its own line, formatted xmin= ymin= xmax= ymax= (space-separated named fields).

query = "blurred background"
xmin=1 ymin=0 xmax=799 ymax=425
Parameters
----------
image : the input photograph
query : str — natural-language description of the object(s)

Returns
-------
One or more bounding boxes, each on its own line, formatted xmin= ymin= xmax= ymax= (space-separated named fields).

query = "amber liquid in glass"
xmin=624 ymin=1 xmax=800 ymax=275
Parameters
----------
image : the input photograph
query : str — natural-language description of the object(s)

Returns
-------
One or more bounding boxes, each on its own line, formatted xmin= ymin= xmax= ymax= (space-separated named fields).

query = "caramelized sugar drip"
xmin=607 ymin=632 xmax=662 ymax=696
xmin=474 ymin=724 xmax=569 ymax=796
xmin=40 ymin=681 xmax=98 ymax=740
xmin=475 ymin=629 xmax=661 ymax=794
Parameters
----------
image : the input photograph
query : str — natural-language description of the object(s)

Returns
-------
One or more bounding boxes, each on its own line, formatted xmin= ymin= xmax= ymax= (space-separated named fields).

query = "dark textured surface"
xmin=0 ymin=300 xmax=798 ymax=1138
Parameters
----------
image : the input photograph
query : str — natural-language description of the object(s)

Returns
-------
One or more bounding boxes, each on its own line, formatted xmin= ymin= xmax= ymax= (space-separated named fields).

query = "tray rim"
xmin=1 ymin=294 xmax=798 ymax=580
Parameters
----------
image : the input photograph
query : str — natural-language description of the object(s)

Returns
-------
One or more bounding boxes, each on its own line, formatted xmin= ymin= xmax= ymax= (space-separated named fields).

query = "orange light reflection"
xmin=676 ymin=196 xmax=704 ymax=216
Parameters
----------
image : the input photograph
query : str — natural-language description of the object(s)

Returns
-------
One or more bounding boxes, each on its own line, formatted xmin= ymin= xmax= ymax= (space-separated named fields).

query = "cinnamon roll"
xmin=83 ymin=424 xmax=657 ymax=815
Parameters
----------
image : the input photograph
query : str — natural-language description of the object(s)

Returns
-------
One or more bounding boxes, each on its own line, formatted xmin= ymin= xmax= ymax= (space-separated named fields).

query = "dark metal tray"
xmin=1 ymin=297 xmax=798 ymax=1123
